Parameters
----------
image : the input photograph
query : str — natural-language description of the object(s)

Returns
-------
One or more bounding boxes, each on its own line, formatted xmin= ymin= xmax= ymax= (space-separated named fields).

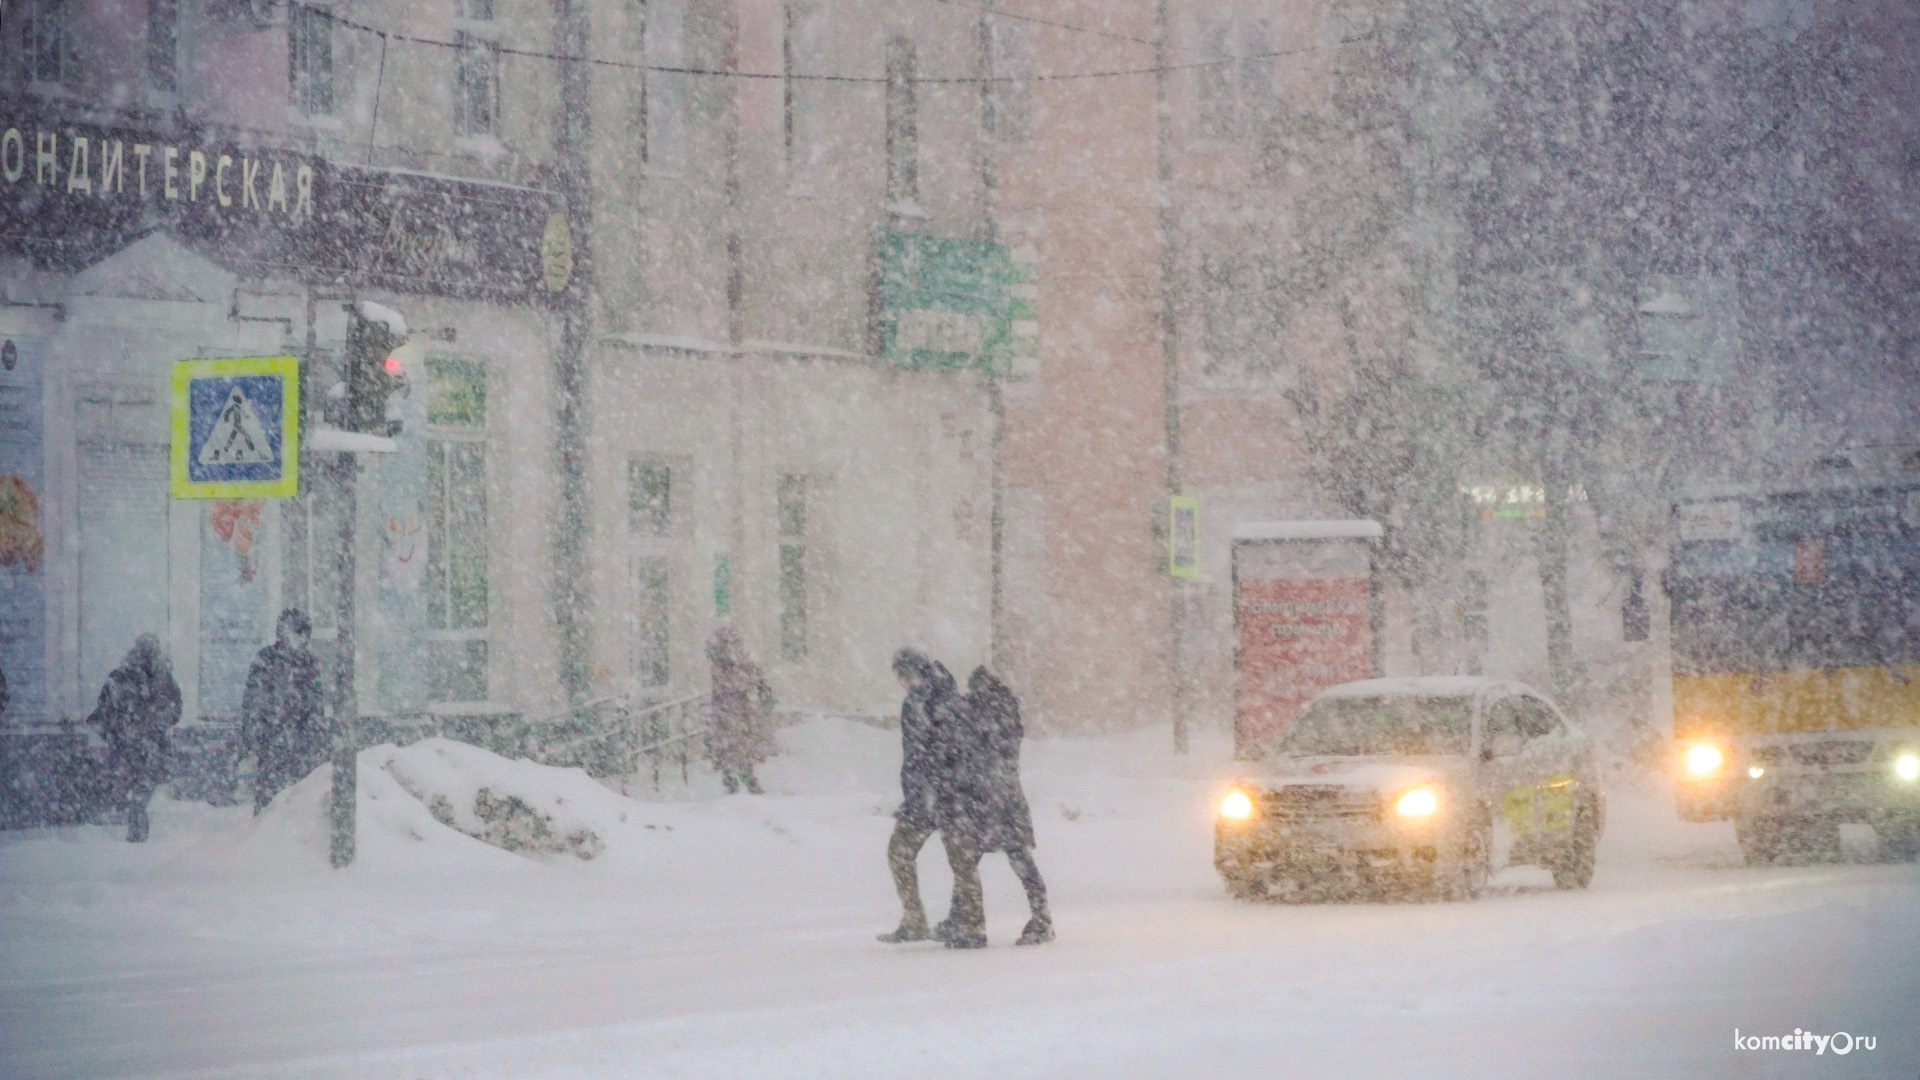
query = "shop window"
xmin=22 ymin=0 xmax=78 ymax=87
xmin=629 ymin=457 xmax=673 ymax=537
xmin=425 ymin=361 xmax=489 ymax=702
xmin=148 ymin=0 xmax=178 ymax=94
xmin=456 ymin=32 xmax=501 ymax=137
xmin=289 ymin=5 xmax=333 ymax=118
xmin=632 ymin=556 xmax=670 ymax=688
xmin=777 ymin=474 xmax=807 ymax=661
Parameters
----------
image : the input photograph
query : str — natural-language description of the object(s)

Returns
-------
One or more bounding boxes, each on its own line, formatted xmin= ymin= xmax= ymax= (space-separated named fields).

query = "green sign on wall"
xmin=878 ymin=231 xmax=1021 ymax=374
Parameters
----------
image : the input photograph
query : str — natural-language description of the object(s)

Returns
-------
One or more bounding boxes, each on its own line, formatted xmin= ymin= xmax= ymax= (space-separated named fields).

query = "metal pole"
xmin=329 ymin=451 xmax=357 ymax=868
xmin=1155 ymin=0 xmax=1188 ymax=754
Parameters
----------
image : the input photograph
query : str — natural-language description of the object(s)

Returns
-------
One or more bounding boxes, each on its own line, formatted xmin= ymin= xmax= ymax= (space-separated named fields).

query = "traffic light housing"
xmin=344 ymin=302 xmax=410 ymax=435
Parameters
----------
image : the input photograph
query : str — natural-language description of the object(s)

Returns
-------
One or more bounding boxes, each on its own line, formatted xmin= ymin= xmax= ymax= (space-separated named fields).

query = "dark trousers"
xmin=125 ymin=780 xmax=156 ymax=842
xmin=944 ymin=842 xmax=1051 ymax=935
xmin=720 ymin=763 xmax=763 ymax=794
xmin=887 ymin=816 xmax=937 ymax=924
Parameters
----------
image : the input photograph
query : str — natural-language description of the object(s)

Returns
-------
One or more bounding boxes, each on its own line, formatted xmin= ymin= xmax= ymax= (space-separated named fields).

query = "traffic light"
xmin=344 ymin=301 xmax=410 ymax=436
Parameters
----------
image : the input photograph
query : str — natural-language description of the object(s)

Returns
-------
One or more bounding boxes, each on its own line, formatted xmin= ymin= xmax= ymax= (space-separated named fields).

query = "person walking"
xmin=964 ymin=667 xmax=1053 ymax=945
xmin=88 ymin=634 xmax=182 ymax=842
xmin=706 ymin=627 xmax=775 ymax=795
xmin=242 ymin=609 xmax=327 ymax=813
xmin=878 ymin=647 xmax=963 ymax=943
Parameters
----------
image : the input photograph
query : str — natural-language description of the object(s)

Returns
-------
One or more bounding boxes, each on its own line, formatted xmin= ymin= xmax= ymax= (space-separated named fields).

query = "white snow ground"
xmin=2 ymin=720 xmax=1916 ymax=1080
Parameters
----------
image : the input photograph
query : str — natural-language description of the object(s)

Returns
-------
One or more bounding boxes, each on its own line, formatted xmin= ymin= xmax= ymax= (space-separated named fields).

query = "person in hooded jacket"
xmin=930 ymin=667 xmax=1052 ymax=948
xmin=89 ymin=634 xmax=182 ymax=842
xmin=707 ymin=627 xmax=776 ymax=794
xmin=243 ymin=609 xmax=327 ymax=813
xmin=878 ymin=647 xmax=965 ymax=943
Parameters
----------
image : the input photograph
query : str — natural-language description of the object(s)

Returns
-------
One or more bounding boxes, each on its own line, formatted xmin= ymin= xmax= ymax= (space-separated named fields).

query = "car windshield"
xmin=1276 ymin=696 xmax=1474 ymax=758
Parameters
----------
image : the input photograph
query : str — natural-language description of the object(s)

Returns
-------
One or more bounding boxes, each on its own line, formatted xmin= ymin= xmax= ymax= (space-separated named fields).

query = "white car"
xmin=1215 ymin=677 xmax=1604 ymax=900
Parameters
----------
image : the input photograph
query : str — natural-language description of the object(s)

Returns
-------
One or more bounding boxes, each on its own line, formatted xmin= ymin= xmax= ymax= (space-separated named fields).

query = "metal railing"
xmin=520 ymin=686 xmax=712 ymax=793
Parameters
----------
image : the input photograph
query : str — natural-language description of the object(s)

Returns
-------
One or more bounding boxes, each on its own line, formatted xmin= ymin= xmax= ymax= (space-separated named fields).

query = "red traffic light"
xmin=382 ymin=355 xmax=402 ymax=375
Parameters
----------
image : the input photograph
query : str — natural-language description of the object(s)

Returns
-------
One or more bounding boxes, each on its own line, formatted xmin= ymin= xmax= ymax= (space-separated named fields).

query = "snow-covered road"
xmin=4 ymin=721 xmax=1916 ymax=1080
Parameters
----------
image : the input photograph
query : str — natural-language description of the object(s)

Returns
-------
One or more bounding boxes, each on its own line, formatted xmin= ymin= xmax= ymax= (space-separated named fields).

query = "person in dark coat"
xmin=88 ymin=634 xmax=182 ymax=842
xmin=242 ymin=609 xmax=327 ymax=813
xmin=931 ymin=668 xmax=1052 ymax=947
xmin=707 ymin=627 xmax=775 ymax=794
xmin=960 ymin=667 xmax=1052 ymax=944
xmin=878 ymin=647 xmax=965 ymax=944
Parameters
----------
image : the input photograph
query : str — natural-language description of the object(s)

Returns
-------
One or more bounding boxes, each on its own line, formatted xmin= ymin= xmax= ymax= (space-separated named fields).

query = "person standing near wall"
xmin=706 ymin=626 xmax=775 ymax=795
xmin=243 ymin=609 xmax=326 ymax=813
xmin=89 ymin=634 xmax=182 ymax=842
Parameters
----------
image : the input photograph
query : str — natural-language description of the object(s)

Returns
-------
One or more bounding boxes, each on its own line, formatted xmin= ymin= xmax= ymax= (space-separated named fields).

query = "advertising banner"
xmin=1233 ymin=528 xmax=1377 ymax=755
xmin=0 ymin=335 xmax=45 ymax=721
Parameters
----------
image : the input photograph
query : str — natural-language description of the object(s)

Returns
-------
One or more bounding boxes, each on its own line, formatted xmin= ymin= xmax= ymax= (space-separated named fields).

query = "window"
xmin=148 ymin=0 xmax=178 ymax=94
xmin=424 ymin=360 xmax=489 ymax=702
xmin=289 ymin=5 xmax=333 ymax=117
xmin=628 ymin=455 xmax=683 ymax=688
xmin=777 ymin=474 xmax=807 ymax=661
xmin=1622 ymin=567 xmax=1650 ymax=642
xmin=885 ymin=36 xmax=918 ymax=202
xmin=457 ymin=0 xmax=494 ymax=18
xmin=641 ymin=0 xmax=687 ymax=171
xmin=1196 ymin=252 xmax=1282 ymax=375
xmin=22 ymin=0 xmax=77 ymax=86
xmin=1193 ymin=18 xmax=1272 ymax=141
xmin=456 ymin=32 xmax=501 ymax=137
xmin=625 ymin=0 xmax=649 ymax=163
xmin=987 ymin=17 xmax=1034 ymax=145
xmin=784 ymin=0 xmax=835 ymax=177
xmin=1483 ymin=699 xmax=1523 ymax=758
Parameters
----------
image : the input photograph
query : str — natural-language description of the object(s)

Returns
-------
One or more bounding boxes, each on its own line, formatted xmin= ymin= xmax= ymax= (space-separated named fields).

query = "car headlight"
xmin=1683 ymin=743 xmax=1725 ymax=778
xmin=1747 ymin=766 xmax=1765 ymax=780
xmin=1219 ymin=790 xmax=1255 ymax=820
xmin=1896 ymin=753 xmax=1919 ymax=783
xmin=1394 ymin=787 xmax=1439 ymax=818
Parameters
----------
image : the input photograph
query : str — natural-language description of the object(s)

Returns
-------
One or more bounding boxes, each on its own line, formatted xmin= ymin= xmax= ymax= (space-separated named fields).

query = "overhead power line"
xmin=296 ymin=4 xmax=1369 ymax=86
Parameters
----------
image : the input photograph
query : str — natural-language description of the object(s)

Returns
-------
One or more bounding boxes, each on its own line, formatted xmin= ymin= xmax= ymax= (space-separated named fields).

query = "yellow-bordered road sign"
xmin=171 ymin=356 xmax=300 ymax=499
xmin=1170 ymin=495 xmax=1199 ymax=577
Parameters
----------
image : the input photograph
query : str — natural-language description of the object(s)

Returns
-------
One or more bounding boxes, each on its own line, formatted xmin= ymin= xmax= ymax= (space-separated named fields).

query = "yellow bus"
xmin=1668 ymin=456 xmax=1920 ymax=864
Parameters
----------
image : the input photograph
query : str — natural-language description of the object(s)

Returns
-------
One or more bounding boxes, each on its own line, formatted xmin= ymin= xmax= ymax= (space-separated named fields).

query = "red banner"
xmin=1236 ymin=576 xmax=1372 ymax=753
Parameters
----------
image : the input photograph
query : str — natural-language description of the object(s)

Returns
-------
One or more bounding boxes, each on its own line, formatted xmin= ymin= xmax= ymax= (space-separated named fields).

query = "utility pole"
xmin=328 ymin=302 xmax=410 ymax=869
xmin=552 ymin=0 xmax=594 ymax=703
xmin=1155 ymin=0 xmax=1188 ymax=754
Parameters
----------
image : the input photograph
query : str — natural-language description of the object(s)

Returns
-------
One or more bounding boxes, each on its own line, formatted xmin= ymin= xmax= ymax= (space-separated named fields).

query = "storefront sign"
xmin=0 ymin=99 xmax=566 ymax=303
xmin=170 ymin=356 xmax=300 ymax=500
xmin=879 ymin=231 xmax=1016 ymax=373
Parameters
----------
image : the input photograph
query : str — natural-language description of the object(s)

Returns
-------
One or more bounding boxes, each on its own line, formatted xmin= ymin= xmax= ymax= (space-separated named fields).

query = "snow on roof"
xmin=356 ymin=301 xmax=408 ymax=337
xmin=1315 ymin=676 xmax=1507 ymax=701
xmin=1232 ymin=519 xmax=1384 ymax=542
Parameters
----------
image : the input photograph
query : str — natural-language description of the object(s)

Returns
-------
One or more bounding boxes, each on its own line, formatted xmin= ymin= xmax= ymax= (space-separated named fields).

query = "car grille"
xmin=1790 ymin=740 xmax=1875 ymax=767
xmin=1259 ymin=785 xmax=1379 ymax=824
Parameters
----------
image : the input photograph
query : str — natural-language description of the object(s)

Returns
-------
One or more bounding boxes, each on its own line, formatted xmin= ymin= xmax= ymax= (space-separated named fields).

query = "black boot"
xmin=943 ymin=929 xmax=987 ymax=949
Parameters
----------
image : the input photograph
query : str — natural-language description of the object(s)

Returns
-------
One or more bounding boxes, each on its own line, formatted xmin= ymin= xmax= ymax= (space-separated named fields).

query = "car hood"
xmin=1238 ymin=755 xmax=1468 ymax=796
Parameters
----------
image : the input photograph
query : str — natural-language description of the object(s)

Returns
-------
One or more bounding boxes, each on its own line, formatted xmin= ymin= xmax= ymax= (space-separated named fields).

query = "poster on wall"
xmin=198 ymin=500 xmax=268 ymax=721
xmin=0 ymin=336 xmax=45 ymax=721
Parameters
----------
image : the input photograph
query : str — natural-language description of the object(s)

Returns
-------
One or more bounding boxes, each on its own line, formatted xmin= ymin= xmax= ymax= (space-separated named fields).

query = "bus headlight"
xmin=1683 ymin=744 xmax=1725 ymax=779
xmin=1219 ymin=790 xmax=1256 ymax=820
xmin=1394 ymin=787 xmax=1439 ymax=818
xmin=1896 ymin=753 xmax=1919 ymax=783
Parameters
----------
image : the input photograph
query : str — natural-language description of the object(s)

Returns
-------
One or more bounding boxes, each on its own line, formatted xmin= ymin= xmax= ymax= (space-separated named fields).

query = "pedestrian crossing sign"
xmin=170 ymin=356 xmax=300 ymax=499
